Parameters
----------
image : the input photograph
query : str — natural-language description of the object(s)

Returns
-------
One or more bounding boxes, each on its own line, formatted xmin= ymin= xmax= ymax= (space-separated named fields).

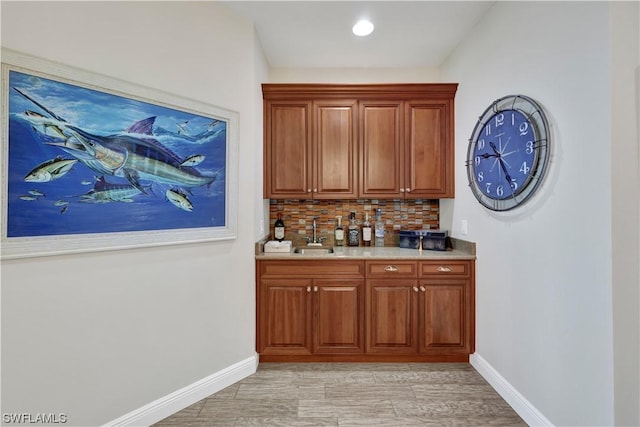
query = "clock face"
xmin=467 ymin=95 xmax=550 ymax=211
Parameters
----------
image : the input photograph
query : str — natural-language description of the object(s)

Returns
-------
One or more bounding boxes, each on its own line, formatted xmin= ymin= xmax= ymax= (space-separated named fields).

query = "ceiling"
xmin=221 ymin=1 xmax=495 ymax=69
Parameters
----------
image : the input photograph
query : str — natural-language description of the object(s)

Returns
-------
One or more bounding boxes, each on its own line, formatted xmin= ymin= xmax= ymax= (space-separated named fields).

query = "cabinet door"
xmin=366 ymin=280 xmax=418 ymax=354
xmin=313 ymin=279 xmax=364 ymax=354
xmin=360 ymin=101 xmax=404 ymax=198
xmin=405 ymin=100 xmax=454 ymax=198
xmin=264 ymin=101 xmax=312 ymax=198
xmin=314 ymin=100 xmax=358 ymax=199
xmin=258 ymin=279 xmax=313 ymax=355
xmin=418 ymin=280 xmax=470 ymax=354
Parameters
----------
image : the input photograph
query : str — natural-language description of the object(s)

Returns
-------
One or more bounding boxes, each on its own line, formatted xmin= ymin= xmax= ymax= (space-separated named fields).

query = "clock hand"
xmin=479 ymin=152 xmax=498 ymax=159
xmin=497 ymin=157 xmax=514 ymax=188
xmin=489 ymin=141 xmax=514 ymax=187
xmin=489 ymin=141 xmax=501 ymax=156
xmin=478 ymin=141 xmax=500 ymax=159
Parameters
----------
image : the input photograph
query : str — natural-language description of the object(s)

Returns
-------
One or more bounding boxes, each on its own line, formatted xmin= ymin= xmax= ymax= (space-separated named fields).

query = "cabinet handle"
xmin=313 ymin=286 xmax=318 ymax=292
xmin=384 ymin=265 xmax=399 ymax=272
xmin=436 ymin=266 xmax=453 ymax=272
xmin=413 ymin=286 xmax=419 ymax=292
xmin=420 ymin=286 xmax=426 ymax=292
xmin=306 ymin=286 xmax=312 ymax=293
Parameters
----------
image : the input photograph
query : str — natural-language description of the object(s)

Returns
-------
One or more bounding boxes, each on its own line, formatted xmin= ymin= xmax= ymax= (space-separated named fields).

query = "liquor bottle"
xmin=274 ymin=212 xmax=285 ymax=241
xmin=375 ymin=208 xmax=385 ymax=247
xmin=362 ymin=213 xmax=372 ymax=246
xmin=334 ymin=216 xmax=345 ymax=246
xmin=347 ymin=212 xmax=360 ymax=246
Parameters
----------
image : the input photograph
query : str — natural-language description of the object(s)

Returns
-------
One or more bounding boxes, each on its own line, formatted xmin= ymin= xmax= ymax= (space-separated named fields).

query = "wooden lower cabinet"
xmin=420 ymin=281 xmax=468 ymax=353
xmin=366 ymin=279 xmax=419 ymax=354
xmin=259 ymin=278 xmax=313 ymax=355
xmin=256 ymin=258 xmax=474 ymax=362
xmin=314 ymin=280 xmax=364 ymax=354
xmin=257 ymin=260 xmax=365 ymax=360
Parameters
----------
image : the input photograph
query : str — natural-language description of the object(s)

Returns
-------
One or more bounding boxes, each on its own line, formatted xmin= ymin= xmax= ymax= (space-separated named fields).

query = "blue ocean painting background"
xmin=6 ymin=70 xmax=227 ymax=238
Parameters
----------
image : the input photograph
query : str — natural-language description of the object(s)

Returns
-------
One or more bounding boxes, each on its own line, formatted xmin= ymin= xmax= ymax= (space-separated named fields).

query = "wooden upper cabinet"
xmin=360 ymin=101 xmax=404 ymax=198
xmin=263 ymin=84 xmax=457 ymax=200
xmin=405 ymin=100 xmax=454 ymax=198
xmin=314 ymin=100 xmax=358 ymax=198
xmin=264 ymin=100 xmax=312 ymax=198
xmin=361 ymin=99 xmax=454 ymax=199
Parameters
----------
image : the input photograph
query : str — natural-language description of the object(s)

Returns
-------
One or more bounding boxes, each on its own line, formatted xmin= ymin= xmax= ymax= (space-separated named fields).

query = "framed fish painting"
xmin=1 ymin=49 xmax=239 ymax=259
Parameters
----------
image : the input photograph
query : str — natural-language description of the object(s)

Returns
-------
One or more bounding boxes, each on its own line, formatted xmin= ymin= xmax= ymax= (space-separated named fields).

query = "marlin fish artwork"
xmin=14 ymin=88 xmax=216 ymax=193
xmin=6 ymin=68 xmax=228 ymax=239
xmin=80 ymin=176 xmax=148 ymax=204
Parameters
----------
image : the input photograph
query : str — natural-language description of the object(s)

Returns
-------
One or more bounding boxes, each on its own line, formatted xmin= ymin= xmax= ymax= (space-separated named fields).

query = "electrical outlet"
xmin=461 ymin=220 xmax=468 ymax=235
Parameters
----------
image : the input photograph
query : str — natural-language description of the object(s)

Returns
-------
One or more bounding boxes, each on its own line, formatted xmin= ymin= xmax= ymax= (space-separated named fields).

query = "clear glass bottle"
xmin=375 ymin=208 xmax=384 ymax=247
xmin=334 ymin=216 xmax=345 ymax=246
xmin=347 ymin=212 xmax=360 ymax=246
xmin=362 ymin=213 xmax=372 ymax=246
xmin=274 ymin=212 xmax=285 ymax=241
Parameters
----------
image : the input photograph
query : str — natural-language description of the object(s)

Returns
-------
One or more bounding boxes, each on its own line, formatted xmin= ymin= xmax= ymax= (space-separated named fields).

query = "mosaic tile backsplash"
xmin=269 ymin=199 xmax=439 ymax=247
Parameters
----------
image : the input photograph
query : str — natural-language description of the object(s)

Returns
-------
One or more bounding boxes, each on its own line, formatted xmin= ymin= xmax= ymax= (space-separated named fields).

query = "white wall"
xmin=1 ymin=2 xmax=267 ymax=426
xmin=610 ymin=2 xmax=640 ymax=425
xmin=269 ymin=66 xmax=439 ymax=83
xmin=441 ymin=1 xmax=638 ymax=425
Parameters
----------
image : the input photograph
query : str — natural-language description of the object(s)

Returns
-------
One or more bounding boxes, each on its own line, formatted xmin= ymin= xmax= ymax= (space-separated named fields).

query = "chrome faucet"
xmin=307 ymin=218 xmax=324 ymax=246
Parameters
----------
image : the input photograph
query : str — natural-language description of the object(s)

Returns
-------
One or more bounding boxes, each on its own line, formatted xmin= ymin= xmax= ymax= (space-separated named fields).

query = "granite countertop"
xmin=255 ymin=238 xmax=476 ymax=260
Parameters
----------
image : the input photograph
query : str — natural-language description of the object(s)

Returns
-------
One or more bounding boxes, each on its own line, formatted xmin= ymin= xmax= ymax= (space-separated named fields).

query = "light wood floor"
xmin=154 ymin=363 xmax=527 ymax=426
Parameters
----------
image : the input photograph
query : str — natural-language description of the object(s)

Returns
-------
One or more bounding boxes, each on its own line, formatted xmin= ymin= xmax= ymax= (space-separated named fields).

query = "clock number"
xmin=485 ymin=182 xmax=492 ymax=194
xmin=520 ymin=161 xmax=530 ymax=175
xmin=478 ymin=139 xmax=485 ymax=150
xmin=485 ymin=123 xmax=491 ymax=136
xmin=519 ymin=121 xmax=529 ymax=136
xmin=494 ymin=113 xmax=504 ymax=127
xmin=510 ymin=179 xmax=518 ymax=191
xmin=475 ymin=156 xmax=481 ymax=166
xmin=526 ymin=141 xmax=534 ymax=154
xmin=477 ymin=172 xmax=484 ymax=182
xmin=496 ymin=185 xmax=504 ymax=197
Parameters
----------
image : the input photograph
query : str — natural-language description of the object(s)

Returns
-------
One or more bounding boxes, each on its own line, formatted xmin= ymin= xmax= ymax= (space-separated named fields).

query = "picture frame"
xmin=1 ymin=49 xmax=239 ymax=259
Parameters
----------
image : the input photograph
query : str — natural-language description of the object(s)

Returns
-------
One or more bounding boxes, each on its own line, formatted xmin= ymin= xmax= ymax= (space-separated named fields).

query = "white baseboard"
xmin=103 ymin=353 xmax=259 ymax=427
xmin=470 ymin=353 xmax=554 ymax=427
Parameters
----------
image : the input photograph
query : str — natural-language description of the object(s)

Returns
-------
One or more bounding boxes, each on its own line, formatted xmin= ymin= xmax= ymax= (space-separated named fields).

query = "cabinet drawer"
xmin=259 ymin=260 xmax=365 ymax=277
xmin=366 ymin=261 xmax=417 ymax=278
xmin=419 ymin=261 xmax=471 ymax=277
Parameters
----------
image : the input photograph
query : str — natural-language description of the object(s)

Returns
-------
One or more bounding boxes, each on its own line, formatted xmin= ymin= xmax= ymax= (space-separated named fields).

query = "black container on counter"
xmin=399 ymin=230 xmax=449 ymax=251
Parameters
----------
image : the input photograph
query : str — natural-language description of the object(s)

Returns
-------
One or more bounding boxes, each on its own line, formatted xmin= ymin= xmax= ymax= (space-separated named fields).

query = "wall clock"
xmin=466 ymin=94 xmax=550 ymax=211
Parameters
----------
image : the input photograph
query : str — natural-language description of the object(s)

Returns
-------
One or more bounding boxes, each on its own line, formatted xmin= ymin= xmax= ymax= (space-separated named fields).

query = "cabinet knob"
xmin=313 ymin=188 xmax=317 ymax=192
xmin=307 ymin=189 xmax=312 ymax=193
xmin=384 ymin=265 xmax=399 ymax=272
xmin=406 ymin=188 xmax=411 ymax=193
xmin=400 ymin=188 xmax=405 ymax=193
xmin=419 ymin=286 xmax=426 ymax=292
xmin=413 ymin=286 xmax=419 ymax=292
xmin=436 ymin=266 xmax=453 ymax=272
xmin=306 ymin=286 xmax=312 ymax=293
xmin=313 ymin=286 xmax=318 ymax=292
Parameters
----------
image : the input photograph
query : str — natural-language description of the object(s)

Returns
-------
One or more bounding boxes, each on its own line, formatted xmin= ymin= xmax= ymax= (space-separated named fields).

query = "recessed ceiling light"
xmin=352 ymin=19 xmax=374 ymax=37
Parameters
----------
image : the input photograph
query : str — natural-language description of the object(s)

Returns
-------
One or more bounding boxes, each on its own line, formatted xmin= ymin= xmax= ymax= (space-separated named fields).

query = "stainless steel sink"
xmin=293 ymin=246 xmax=334 ymax=255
